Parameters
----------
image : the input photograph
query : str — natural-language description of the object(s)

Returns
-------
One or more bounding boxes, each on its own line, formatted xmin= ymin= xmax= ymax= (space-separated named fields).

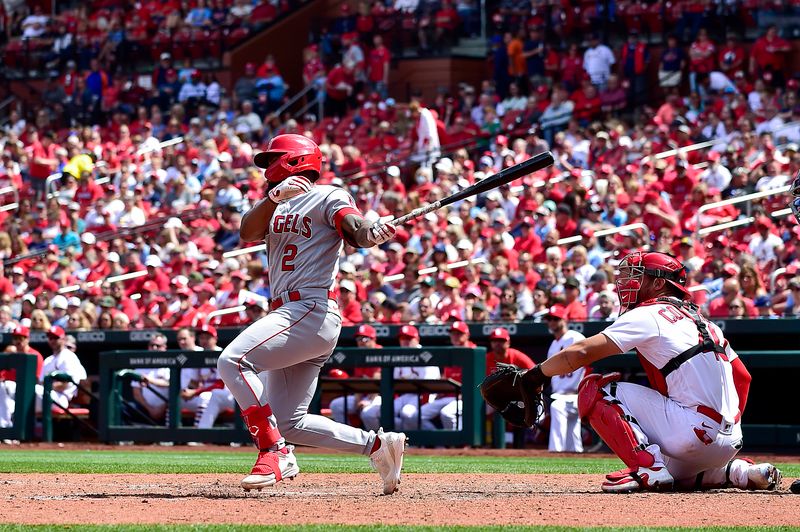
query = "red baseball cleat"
xmin=602 ymin=466 xmax=674 ymax=493
xmin=241 ymin=445 xmax=299 ymax=491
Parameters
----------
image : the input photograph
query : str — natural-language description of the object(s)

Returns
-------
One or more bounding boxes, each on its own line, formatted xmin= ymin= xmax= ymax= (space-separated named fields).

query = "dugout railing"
xmin=311 ymin=347 xmax=486 ymax=447
xmin=98 ymin=350 xmax=251 ymax=444
xmin=96 ymin=347 xmax=485 ymax=446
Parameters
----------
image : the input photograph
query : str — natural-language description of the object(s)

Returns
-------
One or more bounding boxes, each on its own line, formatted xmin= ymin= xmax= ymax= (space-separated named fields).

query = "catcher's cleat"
xmin=370 ymin=428 xmax=406 ymax=495
xmin=602 ymin=466 xmax=674 ymax=493
xmin=240 ymin=445 xmax=299 ymax=491
xmin=746 ymin=463 xmax=782 ymax=491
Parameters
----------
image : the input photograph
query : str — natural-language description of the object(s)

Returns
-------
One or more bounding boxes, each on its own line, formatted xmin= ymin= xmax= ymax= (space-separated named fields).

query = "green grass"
xmin=0 ymin=527 xmax=798 ymax=532
xmin=0 ymin=449 xmax=798 ymax=477
xmin=0 ymin=449 xmax=625 ymax=474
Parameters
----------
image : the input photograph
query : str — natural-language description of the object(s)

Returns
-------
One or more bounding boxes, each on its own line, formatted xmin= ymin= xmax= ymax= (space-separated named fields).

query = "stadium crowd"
xmin=1 ymin=3 xmax=800 ymax=340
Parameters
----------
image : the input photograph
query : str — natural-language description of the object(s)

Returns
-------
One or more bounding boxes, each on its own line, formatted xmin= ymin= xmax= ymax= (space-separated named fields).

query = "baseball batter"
xmin=791 ymin=170 xmax=800 ymax=223
xmin=488 ymin=251 xmax=782 ymax=493
xmin=216 ymin=134 xmax=406 ymax=494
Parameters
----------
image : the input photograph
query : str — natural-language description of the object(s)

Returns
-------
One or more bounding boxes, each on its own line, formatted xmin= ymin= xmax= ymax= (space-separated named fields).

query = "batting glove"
xmin=791 ymin=197 xmax=800 ymax=225
xmin=268 ymin=176 xmax=313 ymax=203
xmin=366 ymin=216 xmax=396 ymax=246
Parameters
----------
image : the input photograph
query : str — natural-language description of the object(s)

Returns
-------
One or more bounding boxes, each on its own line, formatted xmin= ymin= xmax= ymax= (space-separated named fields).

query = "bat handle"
xmin=394 ymin=201 xmax=443 ymax=226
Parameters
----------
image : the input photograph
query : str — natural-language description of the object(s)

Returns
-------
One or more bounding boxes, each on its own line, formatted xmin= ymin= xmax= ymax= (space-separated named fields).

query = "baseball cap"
xmin=433 ymin=243 xmax=447 ymax=254
xmin=22 ymin=294 xmax=36 ymax=305
xmin=98 ymin=295 xmax=116 ymax=308
xmin=450 ymin=321 xmax=469 ymax=335
xmin=444 ymin=277 xmax=461 ymax=289
xmin=51 ymin=295 xmax=68 ymax=310
xmin=355 ymin=324 xmax=377 ymax=339
xmin=47 ymin=326 xmax=66 ymax=339
xmin=564 ymin=277 xmax=581 ymax=289
xmin=369 ymin=263 xmax=386 ymax=274
xmin=340 ymin=279 xmax=356 ymax=293
xmin=754 ymin=295 xmax=771 ymax=308
xmin=68 ymin=296 xmax=82 ymax=308
xmin=471 ymin=301 xmax=487 ymax=313
xmin=545 ymin=304 xmax=568 ymax=321
xmin=193 ymin=283 xmax=216 ymax=294
xmin=11 ymin=324 xmax=29 ymax=338
xmin=141 ymin=280 xmax=159 ymax=292
xmin=388 ymin=242 xmax=405 ymax=254
xmin=398 ymin=325 xmax=419 ymax=339
xmin=197 ymin=324 xmax=218 ymax=338
xmin=488 ymin=327 xmax=510 ymax=341
xmin=420 ymin=277 xmax=435 ymax=287
xmin=145 ymin=255 xmax=163 ymax=268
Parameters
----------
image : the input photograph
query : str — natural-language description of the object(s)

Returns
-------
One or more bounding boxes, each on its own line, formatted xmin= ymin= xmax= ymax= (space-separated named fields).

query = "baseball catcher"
xmin=481 ymin=250 xmax=782 ymax=493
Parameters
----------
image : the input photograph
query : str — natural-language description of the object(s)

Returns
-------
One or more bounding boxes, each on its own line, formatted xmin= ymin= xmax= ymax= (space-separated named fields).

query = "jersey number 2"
xmin=281 ymin=244 xmax=297 ymax=271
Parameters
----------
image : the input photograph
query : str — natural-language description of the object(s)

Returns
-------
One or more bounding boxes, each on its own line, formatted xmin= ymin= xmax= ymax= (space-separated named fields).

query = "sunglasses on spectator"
xmin=356 ymin=336 xmax=371 ymax=343
xmin=149 ymin=342 xmax=167 ymax=349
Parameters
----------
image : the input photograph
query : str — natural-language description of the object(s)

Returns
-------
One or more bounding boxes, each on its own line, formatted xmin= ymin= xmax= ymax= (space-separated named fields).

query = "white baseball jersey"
xmin=602 ymin=301 xmax=740 ymax=422
xmin=42 ymin=348 xmax=87 ymax=402
xmin=267 ymin=185 xmax=358 ymax=295
xmin=548 ymin=329 xmax=586 ymax=394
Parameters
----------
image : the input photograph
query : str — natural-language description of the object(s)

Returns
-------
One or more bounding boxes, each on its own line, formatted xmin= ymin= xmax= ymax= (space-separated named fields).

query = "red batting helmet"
xmin=615 ymin=251 xmax=689 ymax=312
xmin=253 ymin=134 xmax=323 ymax=183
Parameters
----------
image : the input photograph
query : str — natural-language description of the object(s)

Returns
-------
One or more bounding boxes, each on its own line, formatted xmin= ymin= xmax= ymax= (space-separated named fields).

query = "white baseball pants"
xmin=607 ymin=381 xmax=745 ymax=488
xmin=549 ymin=393 xmax=583 ymax=452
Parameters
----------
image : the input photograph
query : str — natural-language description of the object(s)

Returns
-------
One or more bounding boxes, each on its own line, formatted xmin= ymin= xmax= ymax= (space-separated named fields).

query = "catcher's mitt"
xmin=480 ymin=363 xmax=546 ymax=428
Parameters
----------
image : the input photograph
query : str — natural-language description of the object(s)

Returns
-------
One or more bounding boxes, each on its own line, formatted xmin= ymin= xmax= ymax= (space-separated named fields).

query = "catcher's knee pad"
xmin=577 ymin=373 xmax=654 ymax=470
xmin=577 ymin=373 xmax=621 ymax=417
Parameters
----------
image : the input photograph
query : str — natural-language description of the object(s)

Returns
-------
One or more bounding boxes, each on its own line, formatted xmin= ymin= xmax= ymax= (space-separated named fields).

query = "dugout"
xmin=1 ymin=319 xmax=799 ymax=448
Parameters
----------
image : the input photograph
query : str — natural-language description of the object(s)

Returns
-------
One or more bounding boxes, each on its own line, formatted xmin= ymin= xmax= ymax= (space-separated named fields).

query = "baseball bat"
xmin=394 ymin=151 xmax=555 ymax=225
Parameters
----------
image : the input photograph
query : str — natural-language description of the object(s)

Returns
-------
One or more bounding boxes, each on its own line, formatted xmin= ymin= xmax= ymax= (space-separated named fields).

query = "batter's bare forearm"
xmin=341 ymin=214 xmax=375 ymax=248
xmin=240 ymin=197 xmax=277 ymax=241
xmin=539 ymin=334 xmax=621 ymax=378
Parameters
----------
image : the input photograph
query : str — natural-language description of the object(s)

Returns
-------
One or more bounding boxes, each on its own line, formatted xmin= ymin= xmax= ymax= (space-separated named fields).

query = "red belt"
xmin=269 ymin=290 xmax=336 ymax=311
xmin=696 ymin=405 xmax=723 ymax=424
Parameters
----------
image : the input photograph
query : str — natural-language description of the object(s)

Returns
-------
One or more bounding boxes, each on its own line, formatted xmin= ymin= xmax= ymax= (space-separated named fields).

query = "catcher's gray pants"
xmin=217 ymin=295 xmax=376 ymax=456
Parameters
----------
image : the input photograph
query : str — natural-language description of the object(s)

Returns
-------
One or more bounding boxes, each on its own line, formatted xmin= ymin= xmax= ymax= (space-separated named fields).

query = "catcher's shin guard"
xmin=577 ymin=373 xmax=656 ymax=469
xmin=241 ymin=403 xmax=283 ymax=450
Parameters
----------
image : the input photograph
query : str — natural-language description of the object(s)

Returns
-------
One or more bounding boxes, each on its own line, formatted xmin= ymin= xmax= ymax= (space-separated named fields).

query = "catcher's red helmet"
xmin=616 ymin=251 xmax=689 ymax=311
xmin=253 ymin=134 xmax=322 ymax=183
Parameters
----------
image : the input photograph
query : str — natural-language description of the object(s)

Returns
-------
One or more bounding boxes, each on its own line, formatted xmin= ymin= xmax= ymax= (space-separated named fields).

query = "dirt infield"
xmin=2 ymin=472 xmax=799 ymax=527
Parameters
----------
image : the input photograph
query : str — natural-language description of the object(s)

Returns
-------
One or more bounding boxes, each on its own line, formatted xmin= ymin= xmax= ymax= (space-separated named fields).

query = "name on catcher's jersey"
xmin=602 ymin=302 xmax=739 ymax=421
xmin=267 ymin=185 xmax=359 ymax=295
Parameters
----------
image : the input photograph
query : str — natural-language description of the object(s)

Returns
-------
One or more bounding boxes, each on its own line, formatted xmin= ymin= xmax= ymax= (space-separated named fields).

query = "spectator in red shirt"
xmin=562 ymin=277 xmax=587 ymax=321
xmin=325 ymin=61 xmax=355 ymax=118
xmin=560 ymin=43 xmax=585 ymax=93
xmin=571 ymin=80 xmax=602 ymax=126
xmin=689 ymin=28 xmax=716 ymax=93
xmin=433 ymin=0 xmax=459 ymax=50
xmin=338 ymin=279 xmax=362 ymax=325
xmin=750 ymin=25 xmax=791 ymax=86
xmin=26 ymin=131 xmax=59 ymax=202
xmin=554 ymin=203 xmax=577 ymax=237
xmin=485 ymin=326 xmax=534 ymax=376
xmin=514 ymin=217 xmax=542 ymax=256
xmin=367 ymin=35 xmax=390 ymax=98
xmin=708 ymin=277 xmax=757 ymax=318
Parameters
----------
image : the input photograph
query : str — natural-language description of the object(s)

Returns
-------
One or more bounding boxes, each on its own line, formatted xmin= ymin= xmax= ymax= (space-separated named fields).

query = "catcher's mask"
xmin=254 ymin=133 xmax=322 ymax=184
xmin=615 ymin=251 xmax=689 ymax=313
